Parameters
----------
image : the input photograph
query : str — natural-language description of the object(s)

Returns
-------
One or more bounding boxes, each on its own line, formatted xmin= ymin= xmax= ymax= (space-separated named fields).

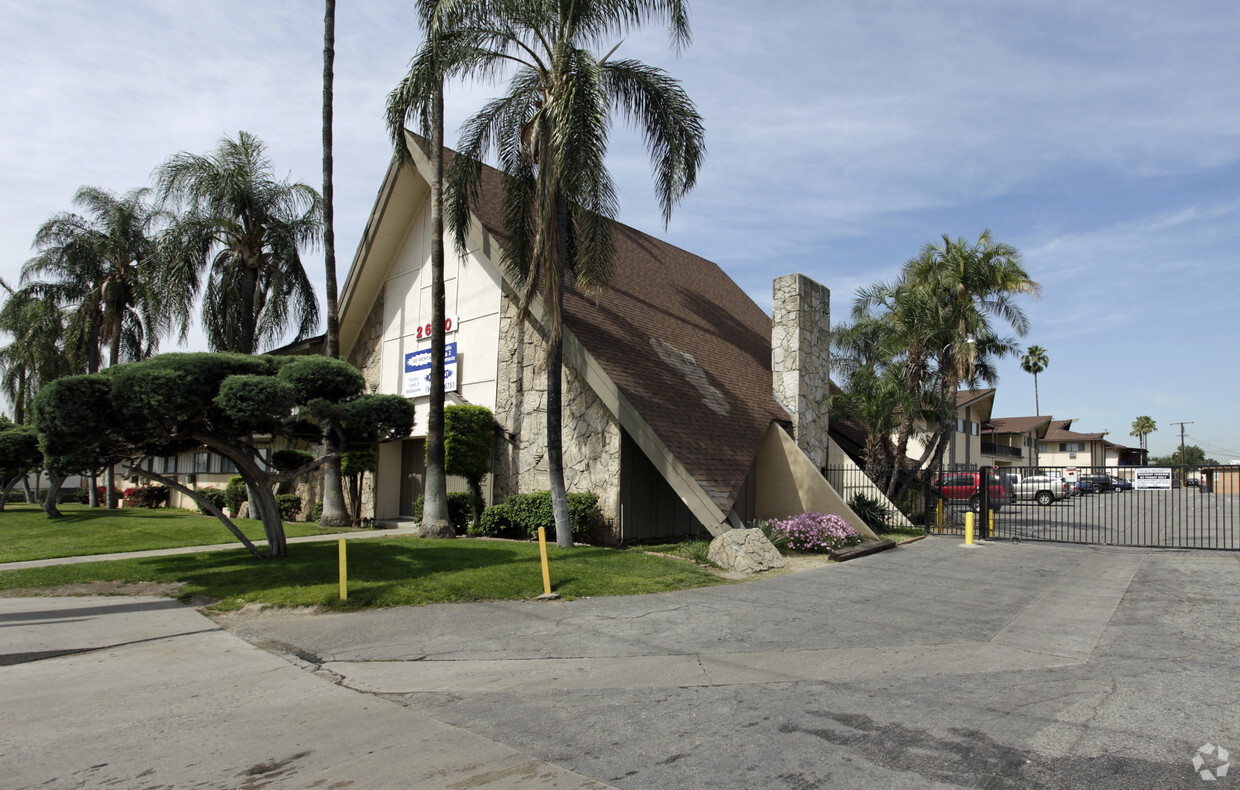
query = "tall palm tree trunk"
xmin=549 ymin=191 xmax=572 ymax=547
xmin=105 ymin=317 xmax=123 ymax=508
xmin=318 ymin=0 xmax=351 ymax=527
xmin=1033 ymin=373 xmax=1040 ymax=416
xmin=241 ymin=264 xmax=260 ymax=354
xmin=422 ymin=85 xmax=450 ymax=532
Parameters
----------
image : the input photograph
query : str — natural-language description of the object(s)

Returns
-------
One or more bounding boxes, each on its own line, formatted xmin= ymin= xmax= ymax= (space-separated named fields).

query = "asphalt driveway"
xmin=2 ymin=536 xmax=1237 ymax=788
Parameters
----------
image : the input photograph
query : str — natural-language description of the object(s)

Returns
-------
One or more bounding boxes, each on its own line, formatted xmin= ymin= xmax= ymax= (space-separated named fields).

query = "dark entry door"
xmin=400 ymin=438 xmax=425 ymax=517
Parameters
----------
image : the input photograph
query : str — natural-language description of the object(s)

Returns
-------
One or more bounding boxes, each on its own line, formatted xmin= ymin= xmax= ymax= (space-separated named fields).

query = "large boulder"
xmin=708 ymin=528 xmax=787 ymax=573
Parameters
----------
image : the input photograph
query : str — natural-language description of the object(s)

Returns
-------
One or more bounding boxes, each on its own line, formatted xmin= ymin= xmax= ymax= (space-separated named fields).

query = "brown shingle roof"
xmin=457 ymin=147 xmax=789 ymax=513
xmin=1043 ymin=419 xmax=1107 ymax=442
xmin=985 ymin=415 xmax=1052 ymax=435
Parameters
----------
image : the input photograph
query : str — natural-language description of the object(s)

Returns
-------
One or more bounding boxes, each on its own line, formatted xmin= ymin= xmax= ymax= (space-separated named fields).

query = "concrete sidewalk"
xmin=0 ymin=594 xmax=611 ymax=789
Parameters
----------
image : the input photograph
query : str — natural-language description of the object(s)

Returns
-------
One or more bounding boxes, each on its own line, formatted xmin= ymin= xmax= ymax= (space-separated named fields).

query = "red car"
xmin=933 ymin=470 xmax=1015 ymax=512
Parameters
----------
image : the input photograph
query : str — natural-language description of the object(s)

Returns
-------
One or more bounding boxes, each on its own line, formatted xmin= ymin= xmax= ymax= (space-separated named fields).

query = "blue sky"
xmin=2 ymin=1 xmax=1238 ymax=460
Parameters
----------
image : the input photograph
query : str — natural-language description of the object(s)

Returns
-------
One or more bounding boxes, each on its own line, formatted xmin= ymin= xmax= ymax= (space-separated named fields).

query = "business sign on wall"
xmin=1135 ymin=468 xmax=1172 ymax=490
xmin=404 ymin=342 xmax=457 ymax=398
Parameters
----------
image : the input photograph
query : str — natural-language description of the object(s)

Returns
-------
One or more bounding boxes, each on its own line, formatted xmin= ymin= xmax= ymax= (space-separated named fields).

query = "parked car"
xmin=1074 ymin=479 xmax=1096 ymax=494
xmin=932 ymin=470 xmax=1015 ymax=512
xmin=1109 ymin=475 xmax=1133 ymax=491
xmin=1078 ymin=473 xmax=1114 ymax=492
xmin=1009 ymin=474 xmax=1069 ymax=506
xmin=1185 ymin=478 xmax=1200 ymax=487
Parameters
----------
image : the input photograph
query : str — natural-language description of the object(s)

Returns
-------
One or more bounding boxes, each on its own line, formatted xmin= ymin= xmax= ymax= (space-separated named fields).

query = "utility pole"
xmin=1170 ymin=421 xmax=1193 ymax=481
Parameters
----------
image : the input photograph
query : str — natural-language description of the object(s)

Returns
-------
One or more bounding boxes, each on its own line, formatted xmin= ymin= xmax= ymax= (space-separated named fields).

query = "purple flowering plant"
xmin=765 ymin=511 xmax=862 ymax=553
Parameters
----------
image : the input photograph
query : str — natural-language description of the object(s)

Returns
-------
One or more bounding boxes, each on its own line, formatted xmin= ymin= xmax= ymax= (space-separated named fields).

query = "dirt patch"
xmin=0 ymin=580 xmax=184 ymax=598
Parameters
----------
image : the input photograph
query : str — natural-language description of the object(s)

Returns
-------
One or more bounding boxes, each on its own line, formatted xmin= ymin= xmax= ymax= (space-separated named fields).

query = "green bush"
xmin=847 ymin=493 xmax=896 ymax=533
xmin=123 ymin=485 xmax=169 ymax=508
xmin=412 ymin=491 xmax=473 ymax=534
xmin=311 ymin=501 xmax=323 ymax=523
xmin=475 ymin=502 xmax=514 ymax=537
xmin=275 ymin=494 xmax=303 ymax=521
xmin=195 ymin=488 xmax=227 ymax=515
xmin=73 ymin=485 xmax=112 ymax=505
xmin=225 ymin=476 xmax=247 ymax=514
xmin=471 ymin=491 xmax=603 ymax=542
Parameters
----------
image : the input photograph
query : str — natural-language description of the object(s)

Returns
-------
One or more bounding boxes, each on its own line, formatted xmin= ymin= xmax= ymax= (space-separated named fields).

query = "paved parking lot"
xmin=942 ymin=490 xmax=1240 ymax=550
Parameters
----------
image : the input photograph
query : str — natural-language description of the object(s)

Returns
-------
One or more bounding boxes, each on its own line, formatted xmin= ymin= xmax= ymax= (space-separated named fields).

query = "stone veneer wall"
xmin=348 ymin=285 xmax=386 ymax=519
xmin=771 ymin=273 xmax=831 ymax=468
xmin=493 ymin=292 xmax=622 ymax=523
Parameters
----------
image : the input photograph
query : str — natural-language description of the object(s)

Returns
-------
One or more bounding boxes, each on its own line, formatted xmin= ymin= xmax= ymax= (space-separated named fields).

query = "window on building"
xmin=970 ymin=422 xmax=980 ymax=436
xmin=193 ymin=452 xmax=209 ymax=473
xmin=1060 ymin=442 xmax=1085 ymax=453
xmin=956 ymin=418 xmax=966 ymax=433
xmin=216 ymin=454 xmax=237 ymax=474
xmin=161 ymin=455 xmax=178 ymax=474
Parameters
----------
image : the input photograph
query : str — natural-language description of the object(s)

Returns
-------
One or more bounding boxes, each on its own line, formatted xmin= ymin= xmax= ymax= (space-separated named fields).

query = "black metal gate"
xmin=928 ymin=465 xmax=1239 ymax=550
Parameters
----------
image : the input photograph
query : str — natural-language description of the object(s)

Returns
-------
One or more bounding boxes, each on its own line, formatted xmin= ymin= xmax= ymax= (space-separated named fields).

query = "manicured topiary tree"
xmin=0 ymin=420 xmax=41 ymax=512
xmin=32 ymin=352 xmax=414 ymax=558
xmin=443 ymin=404 xmax=494 ymax=531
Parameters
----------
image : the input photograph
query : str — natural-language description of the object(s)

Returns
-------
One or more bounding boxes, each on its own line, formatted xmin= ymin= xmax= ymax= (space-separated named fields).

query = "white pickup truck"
xmin=1005 ymin=474 xmax=1068 ymax=506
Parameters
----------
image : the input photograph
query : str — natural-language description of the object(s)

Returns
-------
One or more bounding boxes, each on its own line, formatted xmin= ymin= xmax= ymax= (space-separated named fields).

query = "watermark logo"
xmin=1193 ymin=743 xmax=1230 ymax=781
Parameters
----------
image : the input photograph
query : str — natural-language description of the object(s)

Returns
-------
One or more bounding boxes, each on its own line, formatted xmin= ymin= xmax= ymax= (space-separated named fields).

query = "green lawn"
xmin=0 ymin=537 xmax=729 ymax=610
xmin=0 ymin=504 xmax=351 ymax=563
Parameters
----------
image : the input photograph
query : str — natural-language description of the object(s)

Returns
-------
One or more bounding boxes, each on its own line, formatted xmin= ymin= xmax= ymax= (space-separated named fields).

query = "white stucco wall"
xmin=376 ymin=199 xmax=504 ymax=430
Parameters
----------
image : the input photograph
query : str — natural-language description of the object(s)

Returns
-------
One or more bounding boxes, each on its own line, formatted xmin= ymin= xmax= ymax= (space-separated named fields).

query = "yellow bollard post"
xmin=537 ymin=527 xmax=558 ymax=599
xmin=988 ymin=509 xmax=995 ymax=540
xmin=964 ymin=511 xmax=975 ymax=545
xmin=338 ymin=538 xmax=348 ymax=601
xmin=936 ymin=500 xmax=944 ymax=533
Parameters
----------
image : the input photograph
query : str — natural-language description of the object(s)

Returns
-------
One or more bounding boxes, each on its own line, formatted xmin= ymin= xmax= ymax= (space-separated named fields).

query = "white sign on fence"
xmin=404 ymin=342 xmax=457 ymax=398
xmin=1134 ymin=467 xmax=1172 ymax=490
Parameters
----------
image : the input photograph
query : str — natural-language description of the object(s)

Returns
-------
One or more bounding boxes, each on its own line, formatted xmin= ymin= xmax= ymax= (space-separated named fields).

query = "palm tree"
xmin=385 ymin=0 xmax=472 ymax=534
xmin=155 ymin=131 xmax=322 ymax=354
xmin=905 ymin=231 xmax=1038 ymax=473
xmin=442 ymin=0 xmax=705 ymax=546
xmin=1130 ymin=415 xmax=1157 ymax=452
xmin=0 ymin=282 xmax=76 ymax=510
xmin=316 ymin=0 xmax=351 ymax=528
xmin=856 ymin=231 xmax=1037 ymax=488
xmin=23 ymin=186 xmax=169 ymax=373
xmin=22 ymin=186 xmax=171 ymax=507
xmin=1020 ymin=344 xmax=1049 ymax=415
xmin=0 ymin=281 xmax=72 ymax=425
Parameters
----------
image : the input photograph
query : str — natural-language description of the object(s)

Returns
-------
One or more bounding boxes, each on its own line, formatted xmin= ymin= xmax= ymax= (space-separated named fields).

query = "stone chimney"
xmin=772 ymin=274 xmax=831 ymax=468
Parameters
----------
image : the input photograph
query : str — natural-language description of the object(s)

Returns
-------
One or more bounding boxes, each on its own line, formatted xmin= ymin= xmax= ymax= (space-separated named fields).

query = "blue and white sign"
xmin=404 ymin=342 xmax=458 ymax=398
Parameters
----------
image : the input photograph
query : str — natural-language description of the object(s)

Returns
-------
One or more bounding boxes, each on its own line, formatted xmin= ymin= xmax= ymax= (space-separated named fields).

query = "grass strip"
xmin=0 ymin=504 xmax=351 ymax=563
xmin=0 ymin=537 xmax=730 ymax=611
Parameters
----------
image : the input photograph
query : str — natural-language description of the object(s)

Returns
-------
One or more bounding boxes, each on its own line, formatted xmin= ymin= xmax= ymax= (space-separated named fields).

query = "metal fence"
xmin=823 ymin=465 xmax=928 ymax=534
xmin=926 ymin=465 xmax=1239 ymax=551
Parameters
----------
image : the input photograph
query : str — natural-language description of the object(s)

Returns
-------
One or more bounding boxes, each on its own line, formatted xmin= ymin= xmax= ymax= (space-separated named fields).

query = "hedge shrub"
xmin=412 ymin=491 xmax=473 ymax=534
xmin=225 ymin=476 xmax=247 ymax=514
xmin=471 ymin=491 xmax=603 ymax=542
xmin=275 ymin=494 xmax=303 ymax=521
xmin=123 ymin=485 xmax=170 ymax=508
xmin=195 ymin=487 xmax=227 ymax=515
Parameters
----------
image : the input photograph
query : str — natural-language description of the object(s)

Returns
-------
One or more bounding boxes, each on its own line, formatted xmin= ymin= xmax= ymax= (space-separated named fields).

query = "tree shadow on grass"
xmin=139 ymin=539 xmax=539 ymax=607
